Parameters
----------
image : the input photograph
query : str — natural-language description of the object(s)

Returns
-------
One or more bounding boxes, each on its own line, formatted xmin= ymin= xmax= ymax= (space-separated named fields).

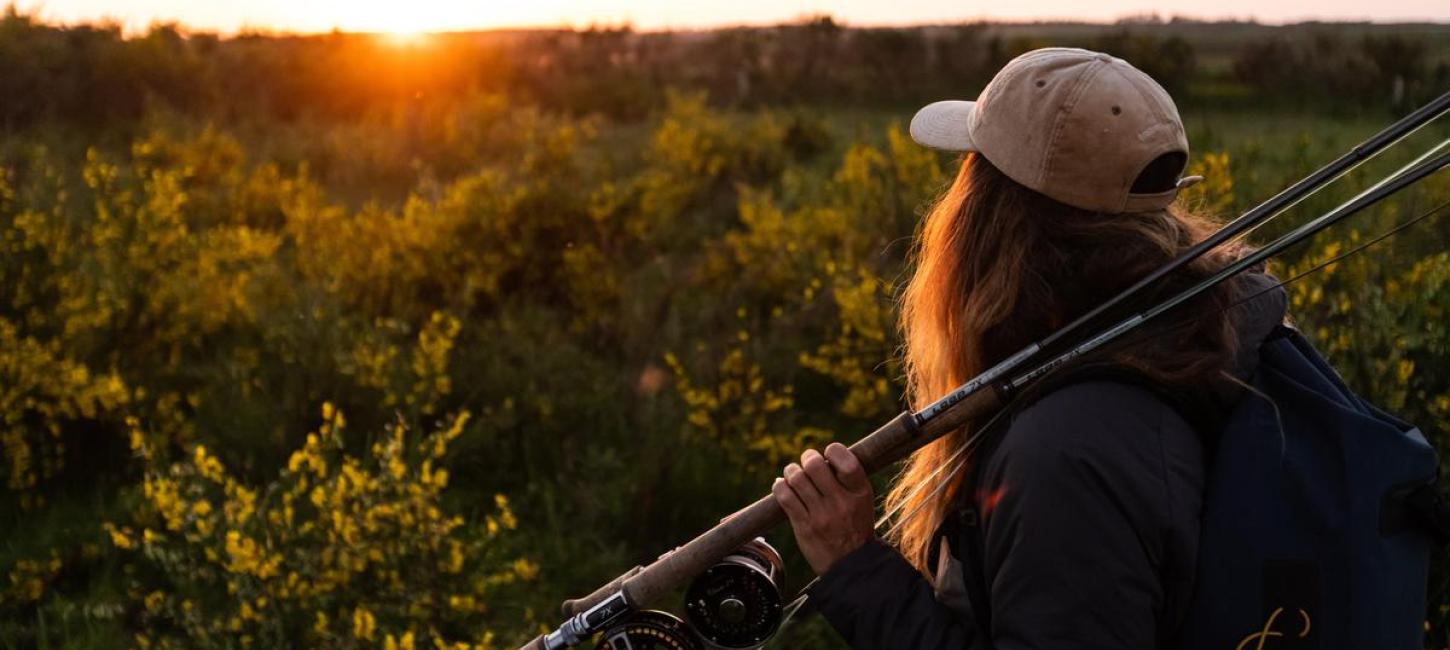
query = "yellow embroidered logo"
xmin=1236 ymin=607 xmax=1312 ymax=650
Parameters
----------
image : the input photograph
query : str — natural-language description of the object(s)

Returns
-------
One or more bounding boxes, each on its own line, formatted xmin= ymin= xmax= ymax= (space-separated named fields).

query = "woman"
xmin=770 ymin=48 xmax=1286 ymax=647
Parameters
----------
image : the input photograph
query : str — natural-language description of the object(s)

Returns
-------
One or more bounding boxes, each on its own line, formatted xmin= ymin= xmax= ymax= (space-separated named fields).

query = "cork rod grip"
xmin=558 ymin=385 xmax=1000 ymax=618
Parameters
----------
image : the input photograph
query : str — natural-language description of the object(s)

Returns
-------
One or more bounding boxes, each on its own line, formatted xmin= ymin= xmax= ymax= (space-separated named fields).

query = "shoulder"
xmin=987 ymin=379 xmax=1203 ymax=486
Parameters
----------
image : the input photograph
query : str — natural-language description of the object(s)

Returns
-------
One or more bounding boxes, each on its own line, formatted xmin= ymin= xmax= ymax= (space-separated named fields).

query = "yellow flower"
xmin=352 ymin=607 xmax=376 ymax=641
xmin=513 ymin=558 xmax=540 ymax=581
xmin=1397 ymin=359 xmax=1415 ymax=385
xmin=443 ymin=540 xmax=464 ymax=573
xmin=107 ymin=524 xmax=133 ymax=549
xmin=386 ymin=632 xmax=416 ymax=650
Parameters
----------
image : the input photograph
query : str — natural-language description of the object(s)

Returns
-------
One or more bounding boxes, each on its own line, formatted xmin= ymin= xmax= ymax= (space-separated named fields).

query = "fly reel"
xmin=594 ymin=539 xmax=785 ymax=650
xmin=593 ymin=610 xmax=700 ymax=650
xmin=684 ymin=538 xmax=785 ymax=648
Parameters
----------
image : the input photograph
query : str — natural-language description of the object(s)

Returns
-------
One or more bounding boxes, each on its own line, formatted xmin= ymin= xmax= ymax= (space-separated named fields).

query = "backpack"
xmin=951 ymin=325 xmax=1446 ymax=648
xmin=1177 ymin=325 xmax=1442 ymax=649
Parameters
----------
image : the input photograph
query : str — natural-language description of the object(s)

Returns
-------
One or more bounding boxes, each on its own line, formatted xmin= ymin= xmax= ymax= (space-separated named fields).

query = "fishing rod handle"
xmin=559 ymin=385 xmax=1001 ymax=617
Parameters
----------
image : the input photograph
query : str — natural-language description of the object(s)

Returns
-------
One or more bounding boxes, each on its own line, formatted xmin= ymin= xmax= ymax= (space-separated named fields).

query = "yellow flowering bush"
xmin=0 ymin=139 xmax=285 ymax=501
xmin=0 ymin=316 xmax=130 ymax=497
xmin=3 ymin=550 xmax=63 ymax=604
xmin=665 ymin=347 xmax=801 ymax=463
xmin=1181 ymin=151 xmax=1236 ymax=217
xmin=664 ymin=124 xmax=941 ymax=465
xmin=797 ymin=268 xmax=898 ymax=420
xmin=110 ymin=404 xmax=537 ymax=649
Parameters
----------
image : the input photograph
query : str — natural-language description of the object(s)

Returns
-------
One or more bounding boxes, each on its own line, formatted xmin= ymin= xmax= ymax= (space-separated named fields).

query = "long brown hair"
xmin=886 ymin=152 xmax=1244 ymax=573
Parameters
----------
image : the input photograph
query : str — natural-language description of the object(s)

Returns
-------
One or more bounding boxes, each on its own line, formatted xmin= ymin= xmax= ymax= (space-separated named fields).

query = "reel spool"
xmin=591 ymin=539 xmax=785 ymax=650
xmin=683 ymin=538 xmax=785 ymax=649
xmin=593 ymin=610 xmax=701 ymax=650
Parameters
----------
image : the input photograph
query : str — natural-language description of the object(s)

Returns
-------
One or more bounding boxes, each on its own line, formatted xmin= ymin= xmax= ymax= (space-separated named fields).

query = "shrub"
xmin=108 ymin=405 xmax=538 ymax=649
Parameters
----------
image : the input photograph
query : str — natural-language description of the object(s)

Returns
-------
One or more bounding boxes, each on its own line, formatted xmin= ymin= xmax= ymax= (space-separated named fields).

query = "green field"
xmin=2 ymin=10 xmax=1450 ymax=649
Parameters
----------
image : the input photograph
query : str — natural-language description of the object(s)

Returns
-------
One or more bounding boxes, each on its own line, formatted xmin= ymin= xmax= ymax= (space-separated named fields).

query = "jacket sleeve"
xmin=810 ymin=537 xmax=986 ymax=649
xmin=810 ymin=381 xmax=1203 ymax=650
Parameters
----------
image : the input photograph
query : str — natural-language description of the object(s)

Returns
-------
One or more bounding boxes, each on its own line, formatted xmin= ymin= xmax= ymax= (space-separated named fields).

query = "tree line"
xmin=1 ymin=7 xmax=1447 ymax=131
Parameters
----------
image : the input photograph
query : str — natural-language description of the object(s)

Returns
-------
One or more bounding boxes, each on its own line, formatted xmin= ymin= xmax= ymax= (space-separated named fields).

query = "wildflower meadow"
xmin=1 ymin=10 xmax=1449 ymax=649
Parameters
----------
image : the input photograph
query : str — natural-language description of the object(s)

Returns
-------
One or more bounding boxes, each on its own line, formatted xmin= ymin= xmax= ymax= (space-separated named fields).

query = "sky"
xmin=13 ymin=0 xmax=1450 ymax=35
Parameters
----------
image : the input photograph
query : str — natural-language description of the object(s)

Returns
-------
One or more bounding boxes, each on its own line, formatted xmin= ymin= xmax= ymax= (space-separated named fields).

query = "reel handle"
xmin=558 ymin=385 xmax=1000 ymax=619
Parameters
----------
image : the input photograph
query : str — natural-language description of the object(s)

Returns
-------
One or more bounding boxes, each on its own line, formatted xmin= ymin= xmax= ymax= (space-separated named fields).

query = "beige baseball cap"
xmin=910 ymin=47 xmax=1201 ymax=214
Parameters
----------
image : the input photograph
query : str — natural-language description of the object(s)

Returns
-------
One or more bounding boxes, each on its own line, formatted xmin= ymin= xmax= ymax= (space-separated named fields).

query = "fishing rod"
xmin=916 ymin=89 xmax=1450 ymax=426
xmin=1012 ymin=143 xmax=1449 ymax=391
xmin=519 ymin=93 xmax=1450 ymax=650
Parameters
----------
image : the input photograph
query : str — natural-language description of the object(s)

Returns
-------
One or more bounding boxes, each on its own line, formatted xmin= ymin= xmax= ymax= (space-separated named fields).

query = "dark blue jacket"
xmin=810 ymin=273 xmax=1288 ymax=649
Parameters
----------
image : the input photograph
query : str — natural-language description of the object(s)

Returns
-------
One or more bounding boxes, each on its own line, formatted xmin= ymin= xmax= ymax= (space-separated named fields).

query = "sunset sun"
xmin=380 ymin=28 xmax=429 ymax=47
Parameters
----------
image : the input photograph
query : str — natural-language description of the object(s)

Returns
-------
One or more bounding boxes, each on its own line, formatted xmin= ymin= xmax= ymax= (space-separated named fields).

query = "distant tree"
xmin=848 ymin=28 xmax=927 ymax=103
xmin=1233 ymin=37 xmax=1300 ymax=92
xmin=785 ymin=14 xmax=844 ymax=101
xmin=1091 ymin=31 xmax=1196 ymax=95
xmin=928 ymin=23 xmax=991 ymax=95
xmin=1361 ymin=34 xmax=1426 ymax=109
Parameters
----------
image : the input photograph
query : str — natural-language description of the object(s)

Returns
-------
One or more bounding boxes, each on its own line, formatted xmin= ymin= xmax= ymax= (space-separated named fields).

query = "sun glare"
xmin=380 ymin=29 xmax=429 ymax=47
xmin=310 ymin=2 xmax=475 ymax=43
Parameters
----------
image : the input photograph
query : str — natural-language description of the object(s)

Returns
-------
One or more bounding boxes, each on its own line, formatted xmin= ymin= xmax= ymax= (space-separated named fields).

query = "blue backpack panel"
xmin=1178 ymin=325 xmax=1439 ymax=649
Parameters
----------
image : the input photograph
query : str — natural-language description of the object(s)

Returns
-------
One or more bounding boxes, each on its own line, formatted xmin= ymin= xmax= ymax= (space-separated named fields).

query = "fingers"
xmin=775 ymin=446 xmax=878 ymax=577
xmin=783 ymin=462 xmax=823 ymax=511
xmin=772 ymin=477 xmax=809 ymax=522
xmin=800 ymin=449 xmax=838 ymax=498
xmin=824 ymin=442 xmax=870 ymax=495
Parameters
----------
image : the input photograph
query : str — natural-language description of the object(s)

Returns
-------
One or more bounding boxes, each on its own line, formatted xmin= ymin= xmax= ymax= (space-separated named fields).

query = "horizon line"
xmin=8 ymin=7 xmax=1449 ymax=39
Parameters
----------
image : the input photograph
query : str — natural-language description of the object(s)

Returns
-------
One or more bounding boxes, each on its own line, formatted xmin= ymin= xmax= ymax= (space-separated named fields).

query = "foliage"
xmin=1 ymin=11 xmax=1450 ymax=649
xmin=107 ymin=406 xmax=536 ymax=649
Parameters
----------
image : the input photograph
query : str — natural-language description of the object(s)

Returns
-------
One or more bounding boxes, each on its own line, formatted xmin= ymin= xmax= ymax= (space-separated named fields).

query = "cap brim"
xmin=909 ymin=100 xmax=977 ymax=152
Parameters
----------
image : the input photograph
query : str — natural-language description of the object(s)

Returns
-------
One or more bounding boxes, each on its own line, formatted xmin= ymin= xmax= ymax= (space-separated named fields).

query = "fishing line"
xmin=871 ymin=427 xmax=970 ymax=530
xmin=1111 ymin=196 xmax=1450 ymax=357
xmin=1029 ymin=136 xmax=1450 ymax=370
xmin=1013 ymin=147 xmax=1450 ymax=395
xmin=992 ymin=105 xmax=1450 ymax=384
xmin=877 ymin=404 xmax=1015 ymax=539
xmin=1156 ymin=126 xmax=1447 ymax=288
